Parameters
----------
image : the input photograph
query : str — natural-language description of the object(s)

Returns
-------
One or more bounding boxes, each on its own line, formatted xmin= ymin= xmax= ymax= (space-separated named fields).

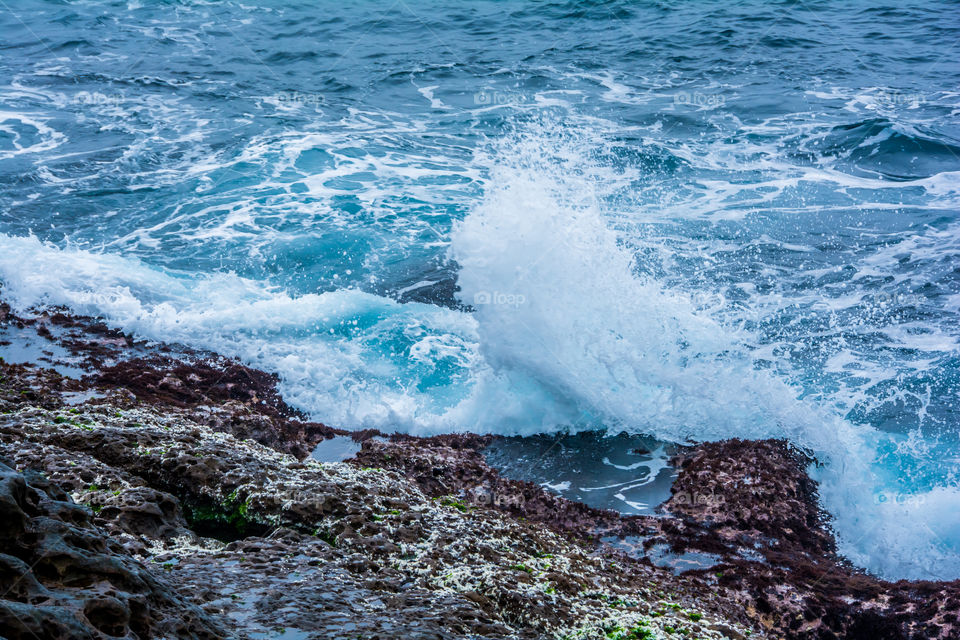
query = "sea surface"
xmin=1 ymin=0 xmax=958 ymax=580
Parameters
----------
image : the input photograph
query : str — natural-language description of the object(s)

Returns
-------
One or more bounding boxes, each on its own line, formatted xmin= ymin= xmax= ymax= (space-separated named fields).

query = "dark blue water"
xmin=1 ymin=0 xmax=958 ymax=580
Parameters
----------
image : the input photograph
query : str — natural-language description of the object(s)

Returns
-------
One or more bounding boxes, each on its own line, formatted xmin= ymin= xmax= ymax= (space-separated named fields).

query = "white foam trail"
xmin=0 ymin=233 xmax=576 ymax=436
xmin=0 ymin=111 xmax=66 ymax=160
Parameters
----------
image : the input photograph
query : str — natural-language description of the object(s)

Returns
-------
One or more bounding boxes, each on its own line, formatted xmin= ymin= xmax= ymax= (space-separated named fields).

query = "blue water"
xmin=1 ymin=0 xmax=959 ymax=580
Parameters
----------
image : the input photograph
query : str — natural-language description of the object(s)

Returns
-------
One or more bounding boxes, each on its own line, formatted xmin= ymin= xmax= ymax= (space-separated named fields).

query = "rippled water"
xmin=1 ymin=0 xmax=958 ymax=580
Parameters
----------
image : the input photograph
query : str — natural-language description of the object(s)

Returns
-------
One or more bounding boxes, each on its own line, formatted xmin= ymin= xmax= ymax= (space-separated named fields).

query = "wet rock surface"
xmin=0 ymin=460 xmax=223 ymax=640
xmin=1 ymin=305 xmax=958 ymax=639
xmin=354 ymin=433 xmax=960 ymax=639
xmin=0 ymin=386 xmax=746 ymax=640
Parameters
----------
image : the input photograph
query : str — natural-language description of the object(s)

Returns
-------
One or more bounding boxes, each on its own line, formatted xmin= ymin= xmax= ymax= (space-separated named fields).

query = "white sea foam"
xmin=0 ymin=111 xmax=66 ymax=160
xmin=450 ymin=126 xmax=960 ymax=580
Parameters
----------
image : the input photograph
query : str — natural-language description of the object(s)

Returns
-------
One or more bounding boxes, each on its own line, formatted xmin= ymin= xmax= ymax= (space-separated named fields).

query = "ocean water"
xmin=1 ymin=0 xmax=959 ymax=580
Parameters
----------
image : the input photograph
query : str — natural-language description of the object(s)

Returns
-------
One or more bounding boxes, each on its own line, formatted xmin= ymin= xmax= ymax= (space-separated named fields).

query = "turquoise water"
xmin=1 ymin=0 xmax=959 ymax=579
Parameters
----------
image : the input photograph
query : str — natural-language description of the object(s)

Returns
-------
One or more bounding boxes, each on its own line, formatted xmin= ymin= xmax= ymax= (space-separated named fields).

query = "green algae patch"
xmin=183 ymin=490 xmax=268 ymax=541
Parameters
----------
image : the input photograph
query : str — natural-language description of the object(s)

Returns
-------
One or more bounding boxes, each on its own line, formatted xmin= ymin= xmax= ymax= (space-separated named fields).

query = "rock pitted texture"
xmin=0 ymin=460 xmax=222 ymax=640
xmin=660 ymin=440 xmax=960 ymax=640
xmin=355 ymin=434 xmax=960 ymax=639
xmin=0 ymin=389 xmax=753 ymax=639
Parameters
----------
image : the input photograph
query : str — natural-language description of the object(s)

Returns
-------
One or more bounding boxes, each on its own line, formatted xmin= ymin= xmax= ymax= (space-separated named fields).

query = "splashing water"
xmin=453 ymin=126 xmax=960 ymax=580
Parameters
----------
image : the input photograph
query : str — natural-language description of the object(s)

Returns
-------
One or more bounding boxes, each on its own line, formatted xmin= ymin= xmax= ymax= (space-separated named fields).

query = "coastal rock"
xmin=0 ymin=371 xmax=755 ymax=639
xmin=664 ymin=439 xmax=834 ymax=555
xmin=1 ymin=311 xmax=957 ymax=639
xmin=93 ymin=356 xmax=347 ymax=459
xmin=0 ymin=460 xmax=223 ymax=640
xmin=353 ymin=429 xmax=960 ymax=639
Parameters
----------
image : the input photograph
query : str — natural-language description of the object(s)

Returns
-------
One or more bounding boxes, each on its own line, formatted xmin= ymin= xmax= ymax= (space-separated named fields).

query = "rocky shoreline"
xmin=1 ymin=304 xmax=958 ymax=639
